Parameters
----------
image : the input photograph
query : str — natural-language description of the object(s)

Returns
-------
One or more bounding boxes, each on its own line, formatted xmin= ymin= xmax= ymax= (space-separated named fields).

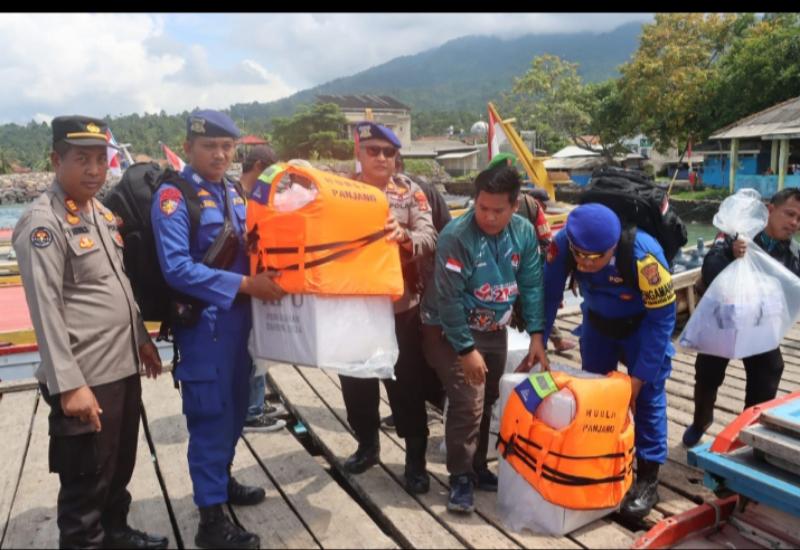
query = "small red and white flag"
xmin=487 ymin=106 xmax=508 ymax=162
xmin=160 ymin=141 xmax=186 ymax=171
xmin=445 ymin=257 xmax=463 ymax=274
xmin=106 ymin=129 xmax=122 ymax=177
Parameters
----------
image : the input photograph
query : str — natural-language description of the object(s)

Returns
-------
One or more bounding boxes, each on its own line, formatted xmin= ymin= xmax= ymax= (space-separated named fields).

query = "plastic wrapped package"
xmin=679 ymin=189 xmax=800 ymax=359
xmin=251 ymin=294 xmax=398 ymax=379
xmin=496 ymin=367 xmax=619 ymax=535
xmin=273 ymin=181 xmax=319 ymax=212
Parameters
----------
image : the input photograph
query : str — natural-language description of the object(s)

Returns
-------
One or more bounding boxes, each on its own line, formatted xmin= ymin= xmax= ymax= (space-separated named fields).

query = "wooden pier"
xmin=2 ymin=312 xmax=800 ymax=549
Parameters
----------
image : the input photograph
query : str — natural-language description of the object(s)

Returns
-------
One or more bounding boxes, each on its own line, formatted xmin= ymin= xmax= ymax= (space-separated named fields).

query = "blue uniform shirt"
xmin=543 ymin=229 xmax=676 ymax=383
xmin=151 ymin=166 xmax=248 ymax=314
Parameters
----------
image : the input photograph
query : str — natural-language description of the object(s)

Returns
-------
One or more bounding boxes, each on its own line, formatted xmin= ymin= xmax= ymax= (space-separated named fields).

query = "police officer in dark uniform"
xmin=340 ymin=122 xmax=437 ymax=494
xmin=150 ymin=110 xmax=285 ymax=549
xmin=13 ymin=116 xmax=168 ymax=549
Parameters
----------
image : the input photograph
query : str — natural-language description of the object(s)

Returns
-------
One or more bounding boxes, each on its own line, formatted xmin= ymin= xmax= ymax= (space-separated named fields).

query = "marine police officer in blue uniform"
xmin=151 ymin=110 xmax=285 ymax=549
xmin=540 ymin=203 xmax=676 ymax=519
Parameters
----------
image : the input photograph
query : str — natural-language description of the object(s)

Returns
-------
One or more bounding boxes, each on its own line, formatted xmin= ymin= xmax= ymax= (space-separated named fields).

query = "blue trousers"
xmin=577 ymin=321 xmax=671 ymax=464
xmin=175 ymin=306 xmax=252 ymax=507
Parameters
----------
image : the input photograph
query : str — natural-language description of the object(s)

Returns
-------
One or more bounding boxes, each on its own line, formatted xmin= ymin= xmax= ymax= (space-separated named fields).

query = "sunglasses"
xmin=568 ymin=241 xmax=605 ymax=261
xmin=363 ymin=145 xmax=398 ymax=158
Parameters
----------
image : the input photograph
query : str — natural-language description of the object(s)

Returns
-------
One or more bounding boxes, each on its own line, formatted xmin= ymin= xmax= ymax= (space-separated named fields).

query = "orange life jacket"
xmin=497 ymin=370 xmax=635 ymax=510
xmin=246 ymin=164 xmax=404 ymax=298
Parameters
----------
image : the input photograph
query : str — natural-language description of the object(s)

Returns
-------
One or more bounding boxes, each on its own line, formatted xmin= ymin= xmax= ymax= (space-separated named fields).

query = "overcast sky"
xmin=0 ymin=13 xmax=653 ymax=126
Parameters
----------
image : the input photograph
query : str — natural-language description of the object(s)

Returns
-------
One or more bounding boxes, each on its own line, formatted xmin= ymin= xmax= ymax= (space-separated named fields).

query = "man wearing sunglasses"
xmin=539 ymin=203 xmax=676 ymax=520
xmin=339 ymin=122 xmax=438 ymax=495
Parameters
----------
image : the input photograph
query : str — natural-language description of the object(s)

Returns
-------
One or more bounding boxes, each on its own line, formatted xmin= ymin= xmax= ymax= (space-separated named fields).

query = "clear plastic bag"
xmin=679 ymin=189 xmax=800 ymax=358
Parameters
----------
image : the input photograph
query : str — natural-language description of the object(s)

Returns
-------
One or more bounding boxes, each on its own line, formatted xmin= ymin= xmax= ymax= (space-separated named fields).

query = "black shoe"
xmin=404 ymin=435 xmax=430 ymax=494
xmin=103 ymin=526 xmax=168 ymax=549
xmin=447 ymin=474 xmax=474 ymax=513
xmin=343 ymin=433 xmax=380 ymax=474
xmin=381 ymin=414 xmax=396 ymax=430
xmin=476 ymin=467 xmax=498 ymax=492
xmin=619 ymin=459 xmax=660 ymax=519
xmin=683 ymin=383 xmax=716 ymax=448
xmin=195 ymin=504 xmax=260 ymax=549
xmin=228 ymin=475 xmax=266 ymax=506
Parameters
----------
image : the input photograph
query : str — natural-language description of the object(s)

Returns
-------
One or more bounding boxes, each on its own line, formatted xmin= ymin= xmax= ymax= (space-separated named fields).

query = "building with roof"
xmin=702 ymin=96 xmax=800 ymax=197
xmin=402 ymin=137 xmax=485 ymax=176
xmin=316 ymin=94 xmax=412 ymax=146
xmin=236 ymin=134 xmax=269 ymax=162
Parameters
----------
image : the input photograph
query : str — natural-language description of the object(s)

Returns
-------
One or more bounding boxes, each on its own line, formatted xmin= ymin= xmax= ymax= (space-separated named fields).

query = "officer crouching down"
xmin=13 ymin=116 xmax=167 ymax=549
xmin=151 ymin=110 xmax=285 ymax=549
xmin=541 ymin=203 xmax=676 ymax=519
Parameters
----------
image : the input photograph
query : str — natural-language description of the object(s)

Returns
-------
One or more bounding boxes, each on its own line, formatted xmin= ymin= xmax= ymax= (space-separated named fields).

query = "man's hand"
xmin=732 ymin=237 xmax=747 ymax=259
xmin=60 ymin=385 xmax=103 ymax=432
xmin=629 ymin=376 xmax=644 ymax=415
xmin=515 ymin=333 xmax=550 ymax=373
xmin=241 ymin=270 xmax=286 ymax=302
xmin=385 ymin=214 xmax=406 ymax=242
xmin=139 ymin=341 xmax=162 ymax=379
xmin=459 ymin=349 xmax=488 ymax=386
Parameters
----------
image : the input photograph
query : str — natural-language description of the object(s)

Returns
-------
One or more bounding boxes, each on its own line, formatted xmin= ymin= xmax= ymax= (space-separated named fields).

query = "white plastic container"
xmin=496 ymin=368 xmax=619 ymax=535
xmin=251 ymin=294 xmax=398 ymax=379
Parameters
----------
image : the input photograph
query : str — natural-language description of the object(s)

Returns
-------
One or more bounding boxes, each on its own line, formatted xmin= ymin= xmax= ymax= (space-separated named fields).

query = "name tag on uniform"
xmin=70 ymin=226 xmax=90 ymax=235
xmin=201 ymin=199 xmax=217 ymax=209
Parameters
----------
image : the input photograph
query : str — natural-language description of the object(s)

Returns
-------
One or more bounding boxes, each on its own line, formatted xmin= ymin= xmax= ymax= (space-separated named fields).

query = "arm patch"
xmin=637 ymin=253 xmax=675 ymax=308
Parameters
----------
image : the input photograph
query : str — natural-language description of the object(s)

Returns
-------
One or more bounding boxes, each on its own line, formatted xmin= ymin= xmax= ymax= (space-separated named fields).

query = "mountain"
xmin=230 ymin=22 xmax=643 ymax=121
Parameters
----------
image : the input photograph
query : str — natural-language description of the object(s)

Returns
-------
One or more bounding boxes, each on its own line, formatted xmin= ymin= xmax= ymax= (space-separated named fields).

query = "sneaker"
xmin=264 ymin=402 xmax=287 ymax=419
xmin=476 ymin=468 xmax=498 ymax=492
xmin=447 ymin=474 xmax=474 ymax=513
xmin=243 ymin=413 xmax=287 ymax=433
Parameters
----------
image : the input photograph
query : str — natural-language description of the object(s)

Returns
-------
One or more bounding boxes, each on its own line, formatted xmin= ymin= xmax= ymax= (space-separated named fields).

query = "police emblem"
xmin=30 ymin=227 xmax=52 ymax=248
xmin=79 ymin=236 xmax=95 ymax=249
xmin=358 ymin=125 xmax=372 ymax=139
xmin=114 ymin=232 xmax=124 ymax=246
xmin=103 ymin=211 xmax=114 ymax=222
xmin=546 ymin=241 xmax=559 ymax=264
xmin=66 ymin=213 xmax=80 ymax=225
xmin=159 ymin=188 xmax=182 ymax=216
xmin=640 ymin=262 xmax=661 ymax=285
xmin=414 ymin=190 xmax=430 ymax=211
xmin=86 ymin=122 xmax=101 ymax=134
xmin=65 ymin=199 xmax=78 ymax=213
xmin=190 ymin=117 xmax=206 ymax=134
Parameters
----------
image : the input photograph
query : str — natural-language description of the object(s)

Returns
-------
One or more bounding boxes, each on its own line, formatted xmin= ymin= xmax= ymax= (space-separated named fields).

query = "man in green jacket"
xmin=421 ymin=163 xmax=549 ymax=513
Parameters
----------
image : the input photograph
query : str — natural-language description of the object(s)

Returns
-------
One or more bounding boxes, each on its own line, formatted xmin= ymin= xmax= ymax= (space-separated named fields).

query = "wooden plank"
xmin=244 ymin=427 xmax=395 ymax=548
xmin=0 ymin=391 xmax=37 ymax=546
xmin=228 ymin=438 xmax=320 ymax=549
xmin=268 ymin=364 xmax=464 ymax=550
xmin=2 ymin=391 xmax=59 ymax=548
xmin=0 ymin=378 xmax=38 ymax=394
xmin=741 ymin=424 xmax=800 ymax=468
xmin=570 ymin=519 xmax=635 ymax=549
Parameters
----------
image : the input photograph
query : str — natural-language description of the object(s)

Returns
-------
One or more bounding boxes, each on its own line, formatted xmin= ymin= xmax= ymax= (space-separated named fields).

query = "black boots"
xmin=344 ymin=432 xmax=380 ymax=474
xmin=404 ymin=435 xmax=430 ymax=494
xmin=103 ymin=526 xmax=168 ymax=549
xmin=195 ymin=504 xmax=259 ymax=549
xmin=228 ymin=476 xmax=266 ymax=506
xmin=682 ymin=384 xmax=716 ymax=447
xmin=620 ymin=458 xmax=660 ymax=519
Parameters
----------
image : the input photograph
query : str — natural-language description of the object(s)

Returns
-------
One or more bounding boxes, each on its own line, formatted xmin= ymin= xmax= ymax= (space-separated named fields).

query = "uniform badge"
xmin=232 ymin=197 xmax=245 ymax=206
xmin=609 ymin=275 xmax=624 ymax=284
xmin=201 ymin=199 xmax=217 ymax=209
xmin=86 ymin=122 xmax=101 ymax=134
xmin=445 ymin=257 xmax=463 ymax=274
xmin=197 ymin=189 xmax=211 ymax=197
xmin=159 ymin=187 xmax=182 ymax=216
xmin=358 ymin=125 xmax=372 ymax=139
xmin=103 ymin=211 xmax=114 ymax=222
xmin=66 ymin=213 xmax=80 ymax=225
xmin=511 ymin=253 xmax=520 ymax=269
xmin=65 ymin=199 xmax=78 ymax=213
xmin=637 ymin=254 xmax=676 ymax=309
xmin=115 ymin=215 xmax=124 ymax=227
xmin=414 ymin=190 xmax=430 ymax=212
xmin=190 ymin=117 xmax=206 ymax=133
xmin=546 ymin=241 xmax=559 ymax=264
xmin=79 ymin=236 xmax=95 ymax=249
xmin=114 ymin=232 xmax=124 ymax=246
xmin=30 ymin=226 xmax=52 ymax=248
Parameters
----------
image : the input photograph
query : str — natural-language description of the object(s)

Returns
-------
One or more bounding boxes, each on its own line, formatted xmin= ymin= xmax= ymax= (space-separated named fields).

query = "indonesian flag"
xmin=160 ymin=141 xmax=186 ymax=171
xmin=487 ymin=106 xmax=508 ymax=162
xmin=445 ymin=257 xmax=463 ymax=274
xmin=687 ymin=138 xmax=693 ymax=171
xmin=106 ymin=129 xmax=122 ymax=177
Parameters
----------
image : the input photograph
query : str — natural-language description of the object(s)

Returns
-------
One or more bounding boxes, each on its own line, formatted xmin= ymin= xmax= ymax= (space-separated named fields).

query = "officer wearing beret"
xmin=541 ymin=203 xmax=676 ymax=519
xmin=151 ymin=110 xmax=285 ymax=549
xmin=13 ymin=116 xmax=167 ymax=549
xmin=339 ymin=122 xmax=437 ymax=494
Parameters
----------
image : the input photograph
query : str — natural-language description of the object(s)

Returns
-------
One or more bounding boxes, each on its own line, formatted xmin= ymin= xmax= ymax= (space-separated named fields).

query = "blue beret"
xmin=187 ymin=109 xmax=241 ymax=139
xmin=566 ymin=203 xmax=621 ymax=252
xmin=355 ymin=121 xmax=402 ymax=148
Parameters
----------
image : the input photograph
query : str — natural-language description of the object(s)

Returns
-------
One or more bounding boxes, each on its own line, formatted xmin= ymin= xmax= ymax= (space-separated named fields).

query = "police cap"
xmin=355 ymin=121 xmax=402 ymax=148
xmin=187 ymin=109 xmax=241 ymax=139
xmin=52 ymin=115 xmax=114 ymax=148
xmin=566 ymin=203 xmax=621 ymax=252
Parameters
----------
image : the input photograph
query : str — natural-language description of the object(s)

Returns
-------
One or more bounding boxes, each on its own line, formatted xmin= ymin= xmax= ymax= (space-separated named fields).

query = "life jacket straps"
xmin=259 ymin=229 xmax=388 ymax=272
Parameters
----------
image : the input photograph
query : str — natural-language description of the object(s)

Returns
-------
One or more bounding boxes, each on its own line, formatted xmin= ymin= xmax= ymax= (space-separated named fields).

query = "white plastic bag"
xmin=679 ymin=189 xmax=800 ymax=359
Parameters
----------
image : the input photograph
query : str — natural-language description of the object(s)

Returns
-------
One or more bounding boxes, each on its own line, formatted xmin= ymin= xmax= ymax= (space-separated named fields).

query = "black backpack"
xmin=573 ymin=166 xmax=688 ymax=288
xmin=102 ymin=162 xmax=202 ymax=324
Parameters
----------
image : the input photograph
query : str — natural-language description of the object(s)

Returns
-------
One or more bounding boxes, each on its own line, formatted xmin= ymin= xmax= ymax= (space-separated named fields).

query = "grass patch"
xmin=403 ymin=158 xmax=439 ymax=177
xmin=671 ymin=188 xmax=730 ymax=200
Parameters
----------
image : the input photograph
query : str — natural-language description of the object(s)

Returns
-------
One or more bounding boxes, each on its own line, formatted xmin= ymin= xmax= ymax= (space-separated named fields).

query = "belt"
xmin=587 ymin=309 xmax=645 ymax=340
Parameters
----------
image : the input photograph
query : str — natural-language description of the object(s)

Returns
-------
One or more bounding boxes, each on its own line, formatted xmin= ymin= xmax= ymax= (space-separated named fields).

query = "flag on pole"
xmin=160 ymin=142 xmax=186 ymax=171
xmin=487 ymin=106 xmax=508 ymax=162
xmin=106 ymin=129 xmax=122 ymax=177
xmin=354 ymin=126 xmax=361 ymax=174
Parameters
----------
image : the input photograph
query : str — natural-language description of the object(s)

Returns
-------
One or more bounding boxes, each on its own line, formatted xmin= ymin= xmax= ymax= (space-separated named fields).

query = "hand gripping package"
xmin=246 ymin=164 xmax=403 ymax=378
xmin=495 ymin=365 xmax=634 ymax=535
xmin=679 ymin=189 xmax=800 ymax=359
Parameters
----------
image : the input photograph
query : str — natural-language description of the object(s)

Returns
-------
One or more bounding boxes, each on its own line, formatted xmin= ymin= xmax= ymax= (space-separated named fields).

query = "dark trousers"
xmin=41 ymin=374 xmax=142 ymax=550
xmin=339 ymin=306 xmax=429 ymax=440
xmin=422 ymin=324 xmax=507 ymax=477
xmin=695 ymin=348 xmax=785 ymax=412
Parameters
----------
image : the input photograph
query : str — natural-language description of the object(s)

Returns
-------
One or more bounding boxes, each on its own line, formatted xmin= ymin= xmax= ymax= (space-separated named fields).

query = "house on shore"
xmin=316 ymin=94 xmax=412 ymax=147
